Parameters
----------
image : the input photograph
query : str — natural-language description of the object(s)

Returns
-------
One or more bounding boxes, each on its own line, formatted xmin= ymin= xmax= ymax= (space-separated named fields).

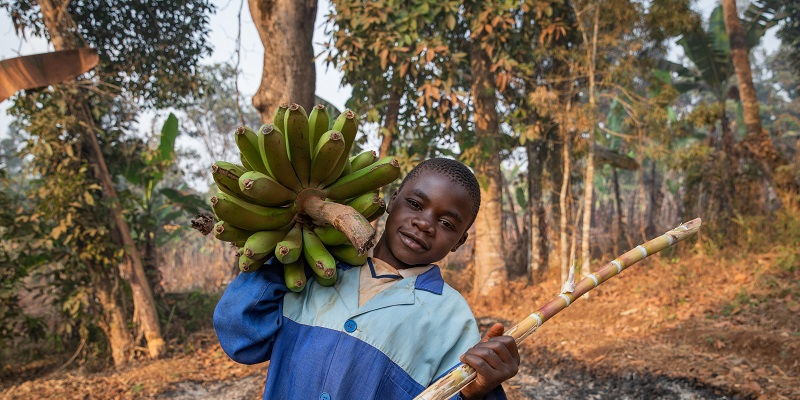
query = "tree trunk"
xmin=37 ymin=0 xmax=165 ymax=358
xmin=249 ymin=0 xmax=317 ymax=120
xmin=579 ymin=2 xmax=599 ymax=281
xmin=722 ymin=0 xmax=789 ymax=191
xmin=469 ymin=39 xmax=506 ymax=306
xmin=94 ymin=272 xmax=134 ymax=368
xmin=559 ymin=127 xmax=571 ymax=283
xmin=611 ymin=167 xmax=629 ymax=252
xmin=380 ymin=82 xmax=402 ymax=159
xmin=526 ymin=139 xmax=547 ymax=282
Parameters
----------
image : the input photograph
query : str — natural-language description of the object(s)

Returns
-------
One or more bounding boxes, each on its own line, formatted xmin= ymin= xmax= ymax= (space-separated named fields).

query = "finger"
xmin=481 ymin=323 xmax=505 ymax=342
xmin=483 ymin=338 xmax=514 ymax=363
xmin=460 ymin=353 xmax=493 ymax=374
xmin=470 ymin=346 xmax=504 ymax=369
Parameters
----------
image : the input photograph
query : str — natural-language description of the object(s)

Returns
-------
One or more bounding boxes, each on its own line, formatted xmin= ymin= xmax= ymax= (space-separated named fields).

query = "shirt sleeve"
xmin=212 ymin=257 xmax=288 ymax=365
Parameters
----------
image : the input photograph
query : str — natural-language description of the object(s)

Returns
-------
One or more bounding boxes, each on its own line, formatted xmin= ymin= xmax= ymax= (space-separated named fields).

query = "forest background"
xmin=0 ymin=0 xmax=798 ymax=399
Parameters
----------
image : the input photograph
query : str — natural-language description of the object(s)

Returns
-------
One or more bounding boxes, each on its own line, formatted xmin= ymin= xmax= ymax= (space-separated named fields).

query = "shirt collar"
xmin=366 ymin=257 xmax=444 ymax=295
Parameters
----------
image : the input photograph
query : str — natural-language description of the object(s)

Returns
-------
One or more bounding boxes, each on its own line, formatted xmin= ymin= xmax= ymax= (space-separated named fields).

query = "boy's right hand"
xmin=459 ymin=323 xmax=520 ymax=399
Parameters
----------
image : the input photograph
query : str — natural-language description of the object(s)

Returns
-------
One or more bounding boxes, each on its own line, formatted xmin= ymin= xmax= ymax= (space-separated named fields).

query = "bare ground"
xmin=1 ymin=249 xmax=797 ymax=399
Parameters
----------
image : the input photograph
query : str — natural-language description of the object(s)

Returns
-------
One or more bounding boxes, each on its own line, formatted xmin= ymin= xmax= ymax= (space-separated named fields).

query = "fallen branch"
xmin=414 ymin=218 xmax=702 ymax=400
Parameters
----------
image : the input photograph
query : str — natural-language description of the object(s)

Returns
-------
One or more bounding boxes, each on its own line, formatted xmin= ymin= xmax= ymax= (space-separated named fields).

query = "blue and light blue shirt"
xmin=213 ymin=256 xmax=507 ymax=400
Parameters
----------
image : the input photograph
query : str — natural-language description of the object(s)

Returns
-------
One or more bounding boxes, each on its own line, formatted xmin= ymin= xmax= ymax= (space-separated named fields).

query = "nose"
xmin=412 ymin=214 xmax=434 ymax=235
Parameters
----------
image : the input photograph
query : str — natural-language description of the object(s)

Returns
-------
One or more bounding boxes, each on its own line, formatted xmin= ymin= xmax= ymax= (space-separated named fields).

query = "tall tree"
xmin=249 ymin=0 xmax=317 ymax=119
xmin=4 ymin=0 xmax=213 ymax=361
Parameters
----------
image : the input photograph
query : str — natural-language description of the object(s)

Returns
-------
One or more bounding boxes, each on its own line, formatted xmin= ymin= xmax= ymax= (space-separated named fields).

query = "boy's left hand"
xmin=459 ymin=323 xmax=520 ymax=399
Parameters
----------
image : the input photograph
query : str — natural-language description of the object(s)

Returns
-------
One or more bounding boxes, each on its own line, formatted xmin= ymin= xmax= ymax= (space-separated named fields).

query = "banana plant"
xmin=122 ymin=114 xmax=205 ymax=293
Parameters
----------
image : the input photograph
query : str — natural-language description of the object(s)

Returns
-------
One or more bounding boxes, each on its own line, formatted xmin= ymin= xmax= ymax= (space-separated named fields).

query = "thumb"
xmin=481 ymin=322 xmax=505 ymax=342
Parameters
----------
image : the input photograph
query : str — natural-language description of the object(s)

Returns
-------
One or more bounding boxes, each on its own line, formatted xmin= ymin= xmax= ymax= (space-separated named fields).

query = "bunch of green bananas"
xmin=209 ymin=103 xmax=400 ymax=292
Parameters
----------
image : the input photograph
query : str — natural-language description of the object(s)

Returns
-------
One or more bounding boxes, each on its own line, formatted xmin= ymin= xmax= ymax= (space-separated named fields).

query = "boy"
xmin=214 ymin=158 xmax=519 ymax=399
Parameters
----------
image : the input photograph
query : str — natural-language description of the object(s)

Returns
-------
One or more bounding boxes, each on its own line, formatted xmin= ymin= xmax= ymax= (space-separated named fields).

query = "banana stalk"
xmin=413 ymin=218 xmax=703 ymax=400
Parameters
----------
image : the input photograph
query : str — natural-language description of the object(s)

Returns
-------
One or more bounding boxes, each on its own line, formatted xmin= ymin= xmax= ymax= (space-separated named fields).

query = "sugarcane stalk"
xmin=414 ymin=218 xmax=702 ymax=400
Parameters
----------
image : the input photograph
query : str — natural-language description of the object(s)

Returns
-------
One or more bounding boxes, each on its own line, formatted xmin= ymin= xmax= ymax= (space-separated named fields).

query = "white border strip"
xmin=636 ymin=245 xmax=648 ymax=257
xmin=611 ymin=260 xmax=623 ymax=273
xmin=530 ymin=312 xmax=543 ymax=327
xmin=559 ymin=294 xmax=572 ymax=306
xmin=587 ymin=273 xmax=600 ymax=287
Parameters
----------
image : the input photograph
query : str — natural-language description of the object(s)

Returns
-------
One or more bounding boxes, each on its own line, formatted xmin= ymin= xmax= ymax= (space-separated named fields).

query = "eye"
xmin=406 ymin=198 xmax=421 ymax=210
xmin=440 ymin=219 xmax=455 ymax=230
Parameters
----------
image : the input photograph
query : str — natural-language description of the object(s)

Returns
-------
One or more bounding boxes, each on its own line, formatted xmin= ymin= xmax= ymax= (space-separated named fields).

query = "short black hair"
xmin=399 ymin=158 xmax=481 ymax=223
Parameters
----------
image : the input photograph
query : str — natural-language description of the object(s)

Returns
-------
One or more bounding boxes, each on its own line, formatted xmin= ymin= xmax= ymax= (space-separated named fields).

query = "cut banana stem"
xmin=310 ymin=130 xmax=345 ymax=187
xmin=243 ymin=230 xmax=288 ymax=260
xmin=214 ymin=221 xmax=254 ymax=243
xmin=275 ymin=224 xmax=303 ymax=264
xmin=346 ymin=191 xmax=381 ymax=217
xmin=284 ymin=103 xmax=311 ymax=186
xmin=307 ymin=104 xmax=330 ymax=156
xmin=239 ymin=171 xmax=296 ymax=206
xmin=325 ymin=157 xmax=401 ymax=201
xmin=283 ymin=259 xmax=307 ymax=292
xmin=211 ymin=192 xmax=296 ymax=231
xmin=258 ymin=123 xmax=302 ymax=192
xmin=330 ymin=245 xmax=367 ymax=266
xmin=212 ymin=161 xmax=247 ymax=198
xmin=272 ymin=103 xmax=289 ymax=134
xmin=350 ymin=150 xmax=378 ymax=172
xmin=302 ymin=227 xmax=337 ymax=280
xmin=314 ymin=225 xmax=350 ymax=246
xmin=235 ymin=126 xmax=272 ymax=176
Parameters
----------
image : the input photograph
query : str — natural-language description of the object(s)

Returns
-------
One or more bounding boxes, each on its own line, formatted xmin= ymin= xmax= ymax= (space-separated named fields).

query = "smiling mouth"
xmin=399 ymin=231 xmax=428 ymax=251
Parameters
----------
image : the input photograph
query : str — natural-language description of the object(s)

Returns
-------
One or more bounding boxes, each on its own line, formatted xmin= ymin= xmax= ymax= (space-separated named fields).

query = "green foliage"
xmin=3 ymin=0 xmax=215 ymax=108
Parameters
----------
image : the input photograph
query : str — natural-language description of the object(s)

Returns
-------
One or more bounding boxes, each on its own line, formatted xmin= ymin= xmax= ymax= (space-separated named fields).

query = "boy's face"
xmin=381 ymin=171 xmax=474 ymax=267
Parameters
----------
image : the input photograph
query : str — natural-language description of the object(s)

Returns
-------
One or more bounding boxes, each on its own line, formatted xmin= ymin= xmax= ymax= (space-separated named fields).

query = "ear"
xmin=386 ymin=190 xmax=398 ymax=214
xmin=451 ymin=232 xmax=468 ymax=252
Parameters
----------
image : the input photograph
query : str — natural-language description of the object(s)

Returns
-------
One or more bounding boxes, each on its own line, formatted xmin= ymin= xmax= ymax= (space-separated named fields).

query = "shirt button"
xmin=343 ymin=319 xmax=357 ymax=333
xmin=320 ymin=393 xmax=331 ymax=400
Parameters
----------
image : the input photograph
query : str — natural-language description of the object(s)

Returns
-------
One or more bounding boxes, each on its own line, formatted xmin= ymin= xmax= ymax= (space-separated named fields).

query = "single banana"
xmin=258 ymin=124 xmax=302 ymax=192
xmin=212 ymin=161 xmax=247 ymax=198
xmin=239 ymin=171 xmax=296 ymax=206
xmin=240 ymin=154 xmax=254 ymax=171
xmin=273 ymin=104 xmax=289 ymax=134
xmin=309 ymin=130 xmax=345 ymax=187
xmin=283 ymin=104 xmax=311 ymax=186
xmin=320 ymin=110 xmax=358 ymax=187
xmin=307 ymin=104 xmax=330 ymax=155
xmin=346 ymin=191 xmax=381 ymax=217
xmin=366 ymin=199 xmax=386 ymax=222
xmin=330 ymin=245 xmax=367 ymax=266
xmin=313 ymin=225 xmax=350 ymax=246
xmin=302 ymin=227 xmax=337 ymax=280
xmin=243 ymin=229 xmax=288 ymax=260
xmin=325 ymin=157 xmax=401 ymax=201
xmin=235 ymin=126 xmax=272 ymax=176
xmin=210 ymin=192 xmax=296 ymax=231
xmin=316 ymin=272 xmax=337 ymax=287
xmin=275 ymin=223 xmax=303 ymax=264
xmin=214 ymin=220 xmax=254 ymax=243
xmin=350 ymin=150 xmax=378 ymax=172
xmin=239 ymin=253 xmax=261 ymax=272
xmin=283 ymin=259 xmax=307 ymax=292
